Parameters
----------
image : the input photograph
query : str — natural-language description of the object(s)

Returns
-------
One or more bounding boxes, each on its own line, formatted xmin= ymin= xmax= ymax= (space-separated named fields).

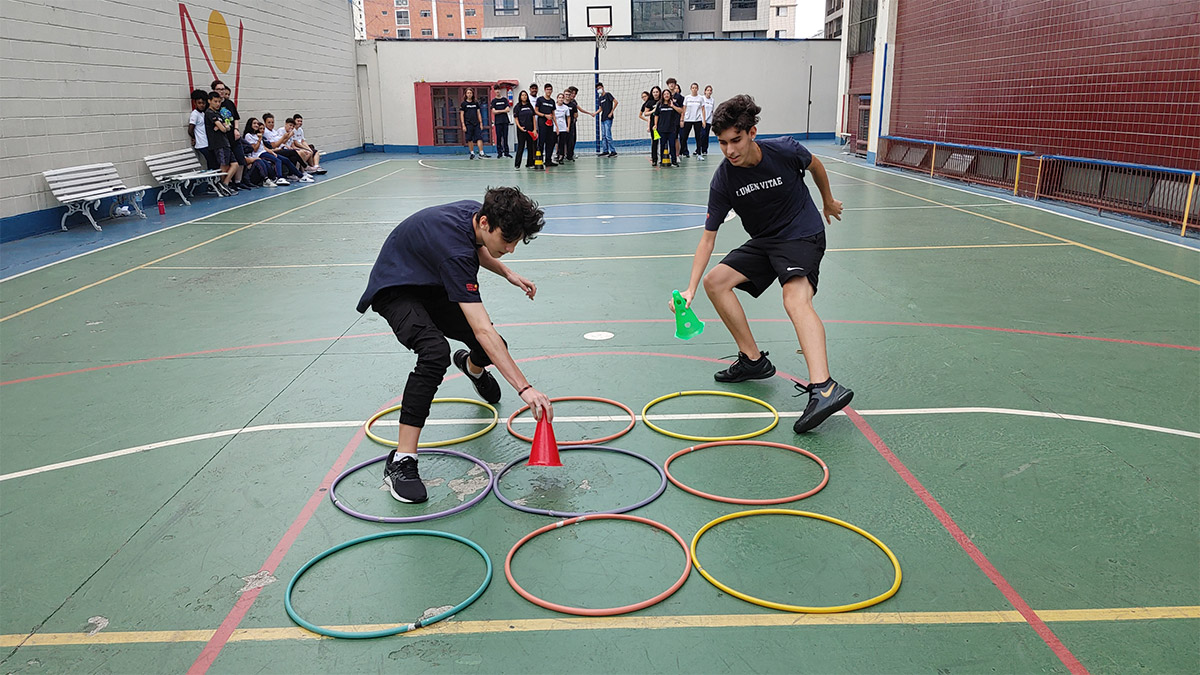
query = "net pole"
xmin=594 ymin=33 xmax=601 ymax=155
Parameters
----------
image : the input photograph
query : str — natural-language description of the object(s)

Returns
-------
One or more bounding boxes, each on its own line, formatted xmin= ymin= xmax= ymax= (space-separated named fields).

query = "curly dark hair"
xmin=711 ymin=94 xmax=761 ymax=135
xmin=479 ymin=187 xmax=544 ymax=244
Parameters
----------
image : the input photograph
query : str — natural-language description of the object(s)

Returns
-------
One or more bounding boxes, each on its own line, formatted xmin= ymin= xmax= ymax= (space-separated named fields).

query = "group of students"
xmin=463 ymin=82 xmax=620 ymax=169
xmin=187 ymin=79 xmax=326 ymax=195
xmin=641 ymin=78 xmax=715 ymax=166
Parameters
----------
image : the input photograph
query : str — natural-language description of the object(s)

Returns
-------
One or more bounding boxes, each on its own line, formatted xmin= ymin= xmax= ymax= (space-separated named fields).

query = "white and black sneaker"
xmin=453 ymin=350 xmax=501 ymax=403
xmin=384 ymin=453 xmax=427 ymax=503
xmin=714 ymin=351 xmax=777 ymax=383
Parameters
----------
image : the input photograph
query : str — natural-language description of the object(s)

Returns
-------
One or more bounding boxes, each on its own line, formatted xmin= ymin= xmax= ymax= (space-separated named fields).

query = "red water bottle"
xmin=157 ymin=200 xmax=165 ymax=215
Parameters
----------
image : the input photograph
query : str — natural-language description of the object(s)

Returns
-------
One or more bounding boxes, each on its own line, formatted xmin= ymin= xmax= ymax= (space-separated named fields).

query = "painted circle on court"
xmin=539 ymin=202 xmax=705 ymax=235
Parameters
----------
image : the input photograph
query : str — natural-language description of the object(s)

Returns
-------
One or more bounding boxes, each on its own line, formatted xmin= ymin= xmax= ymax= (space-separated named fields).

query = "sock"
xmin=389 ymin=450 xmax=417 ymax=464
xmin=465 ymin=360 xmax=485 ymax=378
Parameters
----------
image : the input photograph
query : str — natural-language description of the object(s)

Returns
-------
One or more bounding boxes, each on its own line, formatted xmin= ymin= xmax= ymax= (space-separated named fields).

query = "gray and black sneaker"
xmin=793 ymin=379 xmax=854 ymax=433
xmin=454 ymin=349 xmax=502 ymax=403
xmin=714 ymin=351 xmax=776 ymax=383
xmin=384 ymin=453 xmax=427 ymax=503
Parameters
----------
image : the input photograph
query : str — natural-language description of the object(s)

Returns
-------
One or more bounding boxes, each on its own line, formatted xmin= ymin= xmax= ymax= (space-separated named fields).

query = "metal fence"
xmin=1038 ymin=156 xmax=1199 ymax=234
xmin=880 ymin=136 xmax=1033 ymax=192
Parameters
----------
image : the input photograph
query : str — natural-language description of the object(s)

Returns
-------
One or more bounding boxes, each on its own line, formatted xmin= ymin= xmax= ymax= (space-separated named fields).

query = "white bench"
xmin=42 ymin=163 xmax=152 ymax=232
xmin=144 ymin=148 xmax=229 ymax=205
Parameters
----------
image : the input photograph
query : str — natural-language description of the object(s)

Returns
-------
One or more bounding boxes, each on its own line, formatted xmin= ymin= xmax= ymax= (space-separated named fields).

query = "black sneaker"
xmin=714 ymin=351 xmax=776 ymax=383
xmin=792 ymin=379 xmax=854 ymax=433
xmin=384 ymin=454 xmax=427 ymax=503
xmin=454 ymin=349 xmax=501 ymax=403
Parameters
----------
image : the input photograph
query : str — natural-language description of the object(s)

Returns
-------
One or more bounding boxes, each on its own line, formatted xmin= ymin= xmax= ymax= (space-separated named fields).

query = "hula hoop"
xmin=642 ymin=390 xmax=778 ymax=442
xmin=329 ymin=450 xmax=494 ymax=523
xmin=665 ymin=441 xmax=829 ymax=505
xmin=506 ymin=396 xmax=636 ymax=445
xmin=691 ymin=509 xmax=901 ymax=613
xmin=285 ymin=529 xmax=492 ymax=638
xmin=505 ymin=514 xmax=691 ymax=616
xmin=494 ymin=444 xmax=667 ymax=518
xmin=365 ymin=398 xmax=498 ymax=448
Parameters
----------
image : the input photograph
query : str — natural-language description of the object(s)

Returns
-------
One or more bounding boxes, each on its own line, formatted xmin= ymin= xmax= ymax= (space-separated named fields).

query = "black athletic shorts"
xmin=719 ymin=233 xmax=826 ymax=298
xmin=464 ymin=125 xmax=484 ymax=142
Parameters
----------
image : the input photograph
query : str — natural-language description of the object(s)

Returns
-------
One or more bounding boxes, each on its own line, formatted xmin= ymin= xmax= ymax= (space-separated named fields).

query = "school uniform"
xmin=460 ymin=99 xmax=484 ymax=144
xmin=491 ymin=97 xmax=512 ymax=157
xmin=513 ymin=101 xmax=537 ymax=167
xmin=535 ymin=95 xmax=558 ymax=166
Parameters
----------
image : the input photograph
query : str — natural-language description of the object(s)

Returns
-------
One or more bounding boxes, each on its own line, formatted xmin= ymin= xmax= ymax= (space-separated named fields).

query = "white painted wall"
xmin=361 ymin=38 xmax=842 ymax=147
xmin=0 ymin=0 xmax=362 ymax=221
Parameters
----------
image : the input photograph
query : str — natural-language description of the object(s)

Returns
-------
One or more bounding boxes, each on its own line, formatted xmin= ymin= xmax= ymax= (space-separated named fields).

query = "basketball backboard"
xmin=565 ymin=0 xmax=632 ymax=38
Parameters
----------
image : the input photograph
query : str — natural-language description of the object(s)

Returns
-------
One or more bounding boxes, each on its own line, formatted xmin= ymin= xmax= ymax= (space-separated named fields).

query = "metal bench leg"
xmin=172 ymin=183 xmax=191 ymax=206
xmin=83 ymin=200 xmax=102 ymax=231
xmin=129 ymin=190 xmax=147 ymax=219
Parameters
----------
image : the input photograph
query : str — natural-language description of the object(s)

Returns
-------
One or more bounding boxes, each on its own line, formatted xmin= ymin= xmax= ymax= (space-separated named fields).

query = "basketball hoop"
xmin=593 ymin=25 xmax=611 ymax=50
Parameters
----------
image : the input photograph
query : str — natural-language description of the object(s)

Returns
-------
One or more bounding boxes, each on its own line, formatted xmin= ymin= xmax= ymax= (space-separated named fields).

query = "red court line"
xmin=3 ymin=319 xmax=1193 ymax=387
xmin=189 ymin=351 xmax=1087 ymax=673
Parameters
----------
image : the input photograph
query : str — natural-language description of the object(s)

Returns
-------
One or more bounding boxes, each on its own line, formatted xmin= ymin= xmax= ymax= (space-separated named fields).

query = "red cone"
xmin=527 ymin=415 xmax=562 ymax=466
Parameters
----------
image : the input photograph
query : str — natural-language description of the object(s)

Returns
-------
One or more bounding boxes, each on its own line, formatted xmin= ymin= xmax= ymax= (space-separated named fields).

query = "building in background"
xmin=360 ymin=0 xmax=800 ymax=40
xmin=364 ymin=0 xmax=485 ymax=39
xmin=823 ymin=0 xmax=843 ymax=38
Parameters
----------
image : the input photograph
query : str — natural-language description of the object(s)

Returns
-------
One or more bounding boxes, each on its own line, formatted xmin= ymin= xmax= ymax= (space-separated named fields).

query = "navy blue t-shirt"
xmin=705 ymin=137 xmax=823 ymax=240
xmin=460 ymin=100 xmax=482 ymax=127
xmin=655 ymin=102 xmax=678 ymax=133
xmin=513 ymin=101 xmax=535 ymax=129
xmin=597 ymin=92 xmax=615 ymax=118
xmin=535 ymin=96 xmax=556 ymax=126
xmin=356 ymin=201 xmax=483 ymax=312
xmin=490 ymin=97 xmax=510 ymax=123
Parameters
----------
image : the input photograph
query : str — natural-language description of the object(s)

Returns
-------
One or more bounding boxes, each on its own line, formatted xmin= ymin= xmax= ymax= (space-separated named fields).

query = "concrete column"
xmin=866 ymin=0 xmax=898 ymax=162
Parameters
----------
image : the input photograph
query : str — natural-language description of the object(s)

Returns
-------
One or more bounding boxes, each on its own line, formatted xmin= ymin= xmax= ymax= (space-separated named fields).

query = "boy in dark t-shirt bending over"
xmin=358 ymin=188 xmax=554 ymax=503
xmin=675 ymin=95 xmax=852 ymax=434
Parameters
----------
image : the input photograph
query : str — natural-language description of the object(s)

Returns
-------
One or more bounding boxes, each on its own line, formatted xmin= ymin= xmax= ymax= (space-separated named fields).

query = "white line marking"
xmin=0 ymin=161 xmax=395 ymax=283
xmin=813 ymin=152 xmax=1198 ymax=251
xmin=2 ymin=407 xmax=1194 ymax=482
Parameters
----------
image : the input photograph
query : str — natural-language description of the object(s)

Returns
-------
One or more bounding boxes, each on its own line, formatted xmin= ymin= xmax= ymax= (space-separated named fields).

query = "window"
xmin=774 ymin=29 xmax=785 ymax=38
xmin=729 ymin=0 xmax=756 ymax=21
xmin=725 ymin=29 xmax=765 ymax=39
xmin=688 ymin=0 xmax=715 ymax=8
xmin=447 ymin=31 xmax=454 ymax=36
xmin=826 ymin=0 xmax=843 ymax=12
xmin=632 ymin=0 xmax=684 ymax=34
xmin=397 ymin=28 xmax=410 ymax=38
xmin=688 ymin=31 xmax=715 ymax=39
xmin=534 ymin=0 xmax=559 ymax=14
xmin=825 ymin=18 xmax=841 ymax=38
xmin=847 ymin=0 xmax=876 ymax=55
xmin=394 ymin=0 xmax=408 ymax=5
xmin=384 ymin=28 xmax=390 ymax=33
xmin=494 ymin=0 xmax=518 ymax=15
xmin=396 ymin=10 xmax=409 ymax=25
xmin=465 ymin=8 xmax=476 ymax=16
xmin=466 ymin=27 xmax=477 ymax=35
xmin=421 ymin=28 xmax=433 ymax=36
xmin=381 ymin=10 xmax=388 ymax=15
xmin=775 ymin=6 xmax=787 ymax=16
xmin=419 ymin=10 xmax=430 ymax=17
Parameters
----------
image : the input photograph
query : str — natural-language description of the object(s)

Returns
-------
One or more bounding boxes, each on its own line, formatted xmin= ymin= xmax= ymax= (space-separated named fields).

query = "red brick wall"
xmin=848 ymin=51 xmax=873 ymax=96
xmin=889 ymin=0 xmax=1200 ymax=169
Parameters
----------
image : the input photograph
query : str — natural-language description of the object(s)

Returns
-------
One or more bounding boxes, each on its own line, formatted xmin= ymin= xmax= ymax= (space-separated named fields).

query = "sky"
xmin=795 ymin=0 xmax=828 ymax=38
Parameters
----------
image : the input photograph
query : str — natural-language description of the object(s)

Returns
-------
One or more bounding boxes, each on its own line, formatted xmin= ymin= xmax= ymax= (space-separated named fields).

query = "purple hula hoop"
xmin=330 ymin=450 xmax=494 ymax=523
xmin=493 ymin=444 xmax=667 ymax=518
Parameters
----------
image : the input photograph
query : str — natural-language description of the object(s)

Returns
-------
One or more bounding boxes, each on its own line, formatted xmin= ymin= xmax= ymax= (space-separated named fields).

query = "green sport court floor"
xmin=1 ymin=148 xmax=1197 ymax=674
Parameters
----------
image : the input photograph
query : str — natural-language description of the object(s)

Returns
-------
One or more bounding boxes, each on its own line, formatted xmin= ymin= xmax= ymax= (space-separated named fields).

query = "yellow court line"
xmin=826 ymin=168 xmax=1200 ymax=286
xmin=141 ymin=243 xmax=1074 ymax=270
xmin=1 ymin=606 xmax=1196 ymax=647
xmin=0 ymin=166 xmax=407 ymax=323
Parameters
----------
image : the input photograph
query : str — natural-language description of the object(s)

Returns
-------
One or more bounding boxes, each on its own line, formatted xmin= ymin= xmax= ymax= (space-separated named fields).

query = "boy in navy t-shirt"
xmin=358 ymin=188 xmax=554 ymax=503
xmin=490 ymin=85 xmax=513 ymax=159
xmin=674 ymin=95 xmax=852 ymax=434
xmin=459 ymin=90 xmax=489 ymax=159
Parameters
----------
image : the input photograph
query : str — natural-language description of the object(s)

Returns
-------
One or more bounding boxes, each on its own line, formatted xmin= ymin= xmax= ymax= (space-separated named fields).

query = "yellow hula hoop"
xmin=364 ymin=398 xmax=498 ymax=448
xmin=641 ymin=390 xmax=778 ymax=442
xmin=690 ymin=509 xmax=902 ymax=613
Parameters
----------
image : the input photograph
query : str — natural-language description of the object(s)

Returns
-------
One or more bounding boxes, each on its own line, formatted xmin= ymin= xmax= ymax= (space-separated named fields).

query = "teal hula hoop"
xmin=285 ymin=529 xmax=493 ymax=639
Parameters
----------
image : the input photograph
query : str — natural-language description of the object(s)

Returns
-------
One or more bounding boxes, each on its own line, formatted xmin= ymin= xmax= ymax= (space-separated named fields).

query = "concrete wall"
xmin=0 ymin=0 xmax=363 ymax=238
xmin=358 ymin=37 xmax=841 ymax=148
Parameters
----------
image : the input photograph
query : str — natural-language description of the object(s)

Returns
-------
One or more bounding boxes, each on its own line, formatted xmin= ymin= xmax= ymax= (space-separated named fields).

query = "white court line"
xmin=2 ymin=406 xmax=1194 ymax=483
xmin=142 ymin=243 xmax=1072 ymax=270
xmin=0 ymin=160 xmax=395 ymax=283
xmin=813 ymin=151 xmax=1199 ymax=251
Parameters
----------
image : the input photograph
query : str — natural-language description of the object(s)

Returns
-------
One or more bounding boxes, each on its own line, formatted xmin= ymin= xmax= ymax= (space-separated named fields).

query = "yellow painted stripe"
xmin=141 ymin=243 xmax=1074 ymax=271
xmin=0 ymin=166 xmax=405 ymax=323
xmin=826 ymin=168 xmax=1200 ymax=286
xmin=2 ymin=606 xmax=1196 ymax=647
